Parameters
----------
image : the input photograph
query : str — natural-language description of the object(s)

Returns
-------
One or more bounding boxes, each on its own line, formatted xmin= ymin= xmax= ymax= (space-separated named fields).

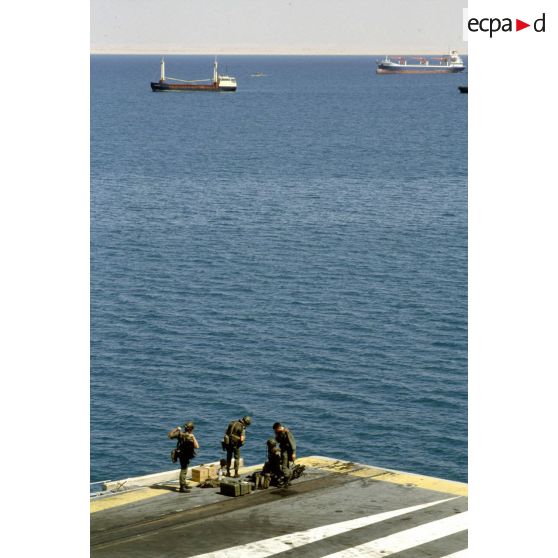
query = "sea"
xmin=91 ymin=55 xmax=467 ymax=487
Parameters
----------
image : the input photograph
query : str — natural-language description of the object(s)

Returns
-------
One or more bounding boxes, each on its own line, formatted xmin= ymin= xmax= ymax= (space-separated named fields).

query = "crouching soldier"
xmin=262 ymin=438 xmax=284 ymax=488
xmin=168 ymin=421 xmax=199 ymax=493
xmin=222 ymin=415 xmax=252 ymax=478
xmin=273 ymin=422 xmax=296 ymax=485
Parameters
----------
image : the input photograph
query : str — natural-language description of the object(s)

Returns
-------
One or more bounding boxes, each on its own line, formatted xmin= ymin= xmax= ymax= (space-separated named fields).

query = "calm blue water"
xmin=91 ymin=55 xmax=467 ymax=485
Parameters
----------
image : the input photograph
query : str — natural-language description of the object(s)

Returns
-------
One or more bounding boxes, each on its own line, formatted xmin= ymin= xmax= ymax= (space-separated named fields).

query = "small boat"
xmin=376 ymin=50 xmax=465 ymax=74
xmin=458 ymin=85 xmax=468 ymax=94
xmin=150 ymin=58 xmax=237 ymax=92
xmin=250 ymin=72 xmax=266 ymax=77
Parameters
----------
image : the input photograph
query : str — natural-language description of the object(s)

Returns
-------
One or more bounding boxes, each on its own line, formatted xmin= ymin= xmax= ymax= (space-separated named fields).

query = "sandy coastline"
xmin=91 ymin=49 xmax=468 ymax=56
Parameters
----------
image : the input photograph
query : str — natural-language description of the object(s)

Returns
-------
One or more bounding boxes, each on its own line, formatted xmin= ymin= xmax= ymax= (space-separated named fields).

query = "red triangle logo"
xmin=516 ymin=19 xmax=530 ymax=31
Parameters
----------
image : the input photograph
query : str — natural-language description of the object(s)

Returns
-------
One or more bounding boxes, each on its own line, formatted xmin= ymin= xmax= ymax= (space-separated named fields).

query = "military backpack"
xmin=223 ymin=421 xmax=244 ymax=448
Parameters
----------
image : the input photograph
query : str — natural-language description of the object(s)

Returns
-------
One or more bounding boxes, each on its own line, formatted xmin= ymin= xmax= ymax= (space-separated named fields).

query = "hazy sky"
xmin=91 ymin=0 xmax=467 ymax=54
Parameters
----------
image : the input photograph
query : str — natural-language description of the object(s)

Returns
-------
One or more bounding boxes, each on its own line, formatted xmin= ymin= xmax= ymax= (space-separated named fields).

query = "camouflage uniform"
xmin=274 ymin=423 xmax=296 ymax=483
xmin=262 ymin=438 xmax=284 ymax=488
xmin=168 ymin=422 xmax=199 ymax=492
xmin=223 ymin=416 xmax=251 ymax=478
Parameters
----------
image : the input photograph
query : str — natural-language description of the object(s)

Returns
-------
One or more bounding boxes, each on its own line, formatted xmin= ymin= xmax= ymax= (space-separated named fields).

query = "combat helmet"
xmin=184 ymin=421 xmax=195 ymax=431
xmin=266 ymin=437 xmax=277 ymax=448
xmin=241 ymin=415 xmax=252 ymax=426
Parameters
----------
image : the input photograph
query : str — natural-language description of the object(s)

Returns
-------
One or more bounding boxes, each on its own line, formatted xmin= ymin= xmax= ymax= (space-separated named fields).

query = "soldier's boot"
xmin=233 ymin=457 xmax=241 ymax=478
xmin=262 ymin=474 xmax=271 ymax=489
xmin=226 ymin=468 xmax=231 ymax=477
xmin=179 ymin=468 xmax=190 ymax=491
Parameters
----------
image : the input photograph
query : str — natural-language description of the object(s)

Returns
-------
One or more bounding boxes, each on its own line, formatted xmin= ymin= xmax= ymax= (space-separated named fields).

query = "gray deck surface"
xmin=91 ymin=458 xmax=467 ymax=557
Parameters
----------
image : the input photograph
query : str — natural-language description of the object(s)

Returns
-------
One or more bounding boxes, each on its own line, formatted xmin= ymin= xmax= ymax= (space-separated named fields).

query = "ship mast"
xmin=160 ymin=58 xmax=165 ymax=82
xmin=213 ymin=57 xmax=218 ymax=84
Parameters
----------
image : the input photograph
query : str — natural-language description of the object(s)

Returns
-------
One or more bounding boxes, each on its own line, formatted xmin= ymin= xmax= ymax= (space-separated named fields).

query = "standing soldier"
xmin=273 ymin=422 xmax=296 ymax=485
xmin=222 ymin=415 xmax=252 ymax=478
xmin=168 ymin=421 xmax=199 ymax=493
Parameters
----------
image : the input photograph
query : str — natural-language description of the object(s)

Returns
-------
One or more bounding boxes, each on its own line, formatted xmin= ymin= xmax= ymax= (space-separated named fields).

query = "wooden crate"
xmin=191 ymin=467 xmax=210 ymax=483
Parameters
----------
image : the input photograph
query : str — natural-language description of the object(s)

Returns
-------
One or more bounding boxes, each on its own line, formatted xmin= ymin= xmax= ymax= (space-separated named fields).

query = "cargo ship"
xmin=150 ymin=58 xmax=237 ymax=92
xmin=376 ymin=50 xmax=465 ymax=74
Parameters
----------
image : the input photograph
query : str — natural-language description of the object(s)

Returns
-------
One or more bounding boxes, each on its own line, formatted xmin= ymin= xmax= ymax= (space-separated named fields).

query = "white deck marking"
xmin=440 ymin=551 xmax=468 ymax=557
xmin=188 ymin=497 xmax=457 ymax=558
xmin=321 ymin=511 xmax=468 ymax=557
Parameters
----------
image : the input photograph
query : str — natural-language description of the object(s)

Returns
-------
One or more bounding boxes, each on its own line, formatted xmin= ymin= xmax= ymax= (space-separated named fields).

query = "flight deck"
xmin=91 ymin=456 xmax=468 ymax=557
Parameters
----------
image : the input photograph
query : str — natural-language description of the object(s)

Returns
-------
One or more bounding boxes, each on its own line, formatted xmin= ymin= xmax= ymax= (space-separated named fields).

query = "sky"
xmin=91 ymin=0 xmax=467 ymax=54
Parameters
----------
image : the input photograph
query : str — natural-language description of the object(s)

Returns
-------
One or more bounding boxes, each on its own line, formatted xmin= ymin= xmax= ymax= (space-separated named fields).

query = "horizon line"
xmin=90 ymin=50 xmax=468 ymax=56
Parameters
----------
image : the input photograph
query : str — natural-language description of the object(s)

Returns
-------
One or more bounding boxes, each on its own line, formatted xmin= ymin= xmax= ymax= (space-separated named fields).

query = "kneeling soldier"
xmin=262 ymin=438 xmax=284 ymax=488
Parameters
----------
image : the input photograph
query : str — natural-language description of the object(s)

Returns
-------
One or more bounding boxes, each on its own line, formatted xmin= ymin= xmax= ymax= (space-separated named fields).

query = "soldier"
xmin=168 ymin=421 xmax=199 ymax=493
xmin=262 ymin=438 xmax=284 ymax=488
xmin=273 ymin=422 xmax=296 ymax=484
xmin=222 ymin=415 xmax=252 ymax=478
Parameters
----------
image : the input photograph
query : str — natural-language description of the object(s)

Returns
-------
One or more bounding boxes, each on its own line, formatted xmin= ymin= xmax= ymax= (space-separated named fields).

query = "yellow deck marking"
xmin=297 ymin=456 xmax=362 ymax=473
xmin=351 ymin=469 xmax=468 ymax=496
xmin=91 ymin=486 xmax=170 ymax=513
xmin=297 ymin=456 xmax=468 ymax=497
xmin=344 ymin=466 xmax=387 ymax=477
xmin=90 ymin=481 xmax=204 ymax=513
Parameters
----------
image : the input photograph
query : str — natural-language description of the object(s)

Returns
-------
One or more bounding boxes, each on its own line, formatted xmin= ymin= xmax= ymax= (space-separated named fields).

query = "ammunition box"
xmin=220 ymin=481 xmax=252 ymax=497
xmin=220 ymin=481 xmax=240 ymax=497
xmin=240 ymin=482 xmax=251 ymax=495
